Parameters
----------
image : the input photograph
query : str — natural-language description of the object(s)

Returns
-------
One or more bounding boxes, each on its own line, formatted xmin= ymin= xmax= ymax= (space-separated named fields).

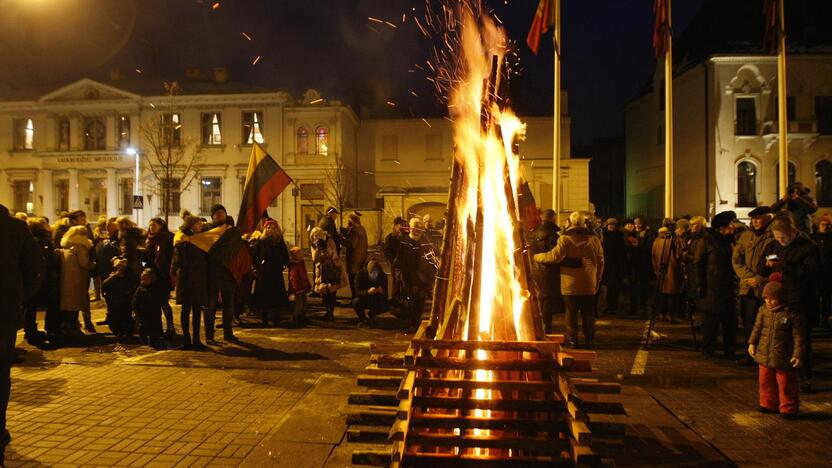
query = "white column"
xmin=41 ymin=169 xmax=54 ymax=218
xmin=106 ymin=168 xmax=118 ymax=217
xmin=68 ymin=169 xmax=80 ymax=210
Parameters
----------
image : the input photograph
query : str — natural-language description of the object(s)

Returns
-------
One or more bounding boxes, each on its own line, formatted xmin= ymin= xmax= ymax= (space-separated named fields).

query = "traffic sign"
xmin=133 ymin=195 xmax=144 ymax=209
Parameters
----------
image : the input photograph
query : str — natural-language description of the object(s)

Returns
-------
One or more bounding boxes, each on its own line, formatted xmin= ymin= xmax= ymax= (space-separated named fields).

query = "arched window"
xmin=296 ymin=127 xmax=308 ymax=154
xmin=737 ymin=161 xmax=757 ymax=207
xmin=775 ymin=161 xmax=797 ymax=198
xmin=816 ymin=160 xmax=832 ymax=206
xmin=316 ymin=126 xmax=329 ymax=155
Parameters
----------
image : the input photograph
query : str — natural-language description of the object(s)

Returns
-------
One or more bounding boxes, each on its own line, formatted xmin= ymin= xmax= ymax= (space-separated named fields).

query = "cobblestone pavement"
xmin=7 ymin=298 xmax=830 ymax=467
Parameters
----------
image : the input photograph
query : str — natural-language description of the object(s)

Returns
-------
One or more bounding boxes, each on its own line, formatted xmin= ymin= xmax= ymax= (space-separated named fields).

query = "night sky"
xmin=0 ymin=0 xmax=706 ymax=146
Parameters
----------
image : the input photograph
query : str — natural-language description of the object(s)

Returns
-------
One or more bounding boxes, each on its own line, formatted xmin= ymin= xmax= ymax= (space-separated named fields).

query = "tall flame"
xmin=450 ymin=10 xmax=532 ymax=342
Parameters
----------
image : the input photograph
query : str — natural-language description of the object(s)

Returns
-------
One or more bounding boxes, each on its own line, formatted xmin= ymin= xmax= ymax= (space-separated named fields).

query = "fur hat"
xmin=763 ymin=272 xmax=787 ymax=302
xmin=180 ymin=210 xmax=202 ymax=232
xmin=748 ymin=206 xmax=773 ymax=217
xmin=61 ymin=225 xmax=92 ymax=249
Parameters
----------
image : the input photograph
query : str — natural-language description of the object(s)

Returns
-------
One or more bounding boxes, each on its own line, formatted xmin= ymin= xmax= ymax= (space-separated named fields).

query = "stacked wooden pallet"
xmin=346 ymin=322 xmax=626 ymax=467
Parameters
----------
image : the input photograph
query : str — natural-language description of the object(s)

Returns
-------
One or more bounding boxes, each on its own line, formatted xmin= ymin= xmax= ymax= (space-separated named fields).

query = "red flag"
xmin=652 ymin=0 xmax=669 ymax=58
xmin=526 ymin=0 xmax=554 ymax=55
xmin=237 ymin=142 xmax=292 ymax=234
xmin=518 ymin=179 xmax=541 ymax=231
xmin=763 ymin=0 xmax=779 ymax=54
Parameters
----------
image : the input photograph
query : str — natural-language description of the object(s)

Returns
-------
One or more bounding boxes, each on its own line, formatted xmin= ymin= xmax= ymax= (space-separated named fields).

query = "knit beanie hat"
xmin=763 ymin=272 xmax=787 ymax=302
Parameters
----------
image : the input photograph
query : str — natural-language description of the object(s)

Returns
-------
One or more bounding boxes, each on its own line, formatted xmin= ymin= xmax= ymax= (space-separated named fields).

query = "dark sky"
xmin=0 ymin=0 xmax=706 ymax=146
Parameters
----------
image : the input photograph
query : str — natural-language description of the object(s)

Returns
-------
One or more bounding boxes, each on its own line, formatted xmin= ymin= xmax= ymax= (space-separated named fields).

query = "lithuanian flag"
xmin=237 ymin=142 xmax=292 ymax=234
xmin=174 ymin=224 xmax=252 ymax=285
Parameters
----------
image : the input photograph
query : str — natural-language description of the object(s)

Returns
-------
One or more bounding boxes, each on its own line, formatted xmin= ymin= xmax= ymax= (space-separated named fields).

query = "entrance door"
xmin=300 ymin=205 xmax=323 ymax=248
xmin=87 ymin=178 xmax=107 ymax=216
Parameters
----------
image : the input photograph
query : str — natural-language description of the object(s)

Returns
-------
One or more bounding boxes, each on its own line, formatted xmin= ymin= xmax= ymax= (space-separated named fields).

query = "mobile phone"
xmin=765 ymin=254 xmax=779 ymax=261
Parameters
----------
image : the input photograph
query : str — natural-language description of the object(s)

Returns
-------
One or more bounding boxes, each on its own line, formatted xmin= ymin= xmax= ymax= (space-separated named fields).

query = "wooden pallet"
xmin=347 ymin=322 xmax=625 ymax=467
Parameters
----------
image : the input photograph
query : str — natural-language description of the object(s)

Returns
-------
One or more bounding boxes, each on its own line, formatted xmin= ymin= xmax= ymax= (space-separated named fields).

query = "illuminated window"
xmin=242 ymin=111 xmax=264 ymax=144
xmin=119 ymin=178 xmax=133 ymax=215
xmin=161 ymin=113 xmax=181 ymax=146
xmin=14 ymin=118 xmax=35 ymax=150
xmin=83 ymin=117 xmax=106 ymax=150
xmin=737 ymin=161 xmax=757 ymax=207
xmin=161 ymin=178 xmax=181 ymax=214
xmin=57 ymin=116 xmax=70 ymax=151
xmin=315 ymin=126 xmax=328 ymax=155
xmin=13 ymin=180 xmax=34 ymax=214
xmin=200 ymin=177 xmax=222 ymax=214
xmin=201 ymin=112 xmax=222 ymax=145
xmin=816 ymin=160 xmax=832 ymax=206
xmin=297 ymin=127 xmax=309 ymax=154
xmin=118 ymin=115 xmax=131 ymax=149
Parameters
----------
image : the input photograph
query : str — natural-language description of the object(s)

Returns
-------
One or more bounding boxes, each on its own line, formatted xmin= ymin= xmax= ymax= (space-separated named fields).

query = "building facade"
xmin=626 ymin=54 xmax=832 ymax=221
xmin=0 ymin=76 xmax=589 ymax=246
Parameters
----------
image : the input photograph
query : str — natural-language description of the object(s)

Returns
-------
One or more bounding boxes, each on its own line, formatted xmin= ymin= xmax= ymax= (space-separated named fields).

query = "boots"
xmin=82 ymin=309 xmax=97 ymax=334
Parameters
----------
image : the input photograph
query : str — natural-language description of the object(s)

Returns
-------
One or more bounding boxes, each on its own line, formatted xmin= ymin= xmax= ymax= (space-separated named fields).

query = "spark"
xmin=212 ymin=2 xmax=220 ymax=9
xmin=242 ymin=32 xmax=252 ymax=41
xmin=386 ymin=101 xmax=396 ymax=106
xmin=402 ymin=13 xmax=406 ymax=23
xmin=384 ymin=21 xmax=397 ymax=29
xmin=410 ymin=91 xmax=419 ymax=97
xmin=393 ymin=160 xmax=401 ymax=165
xmin=252 ymin=55 xmax=261 ymax=65
xmin=310 ymin=98 xmax=324 ymax=104
xmin=135 ymin=68 xmax=142 ymax=74
xmin=421 ymin=118 xmax=432 ymax=128
xmin=368 ymin=17 xmax=384 ymax=24
xmin=149 ymin=103 xmax=156 ymax=109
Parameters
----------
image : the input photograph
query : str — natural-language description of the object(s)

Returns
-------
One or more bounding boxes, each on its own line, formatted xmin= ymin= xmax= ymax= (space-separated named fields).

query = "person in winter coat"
xmin=343 ymin=211 xmax=369 ymax=298
xmin=759 ymin=212 xmax=821 ymax=392
xmin=287 ymin=247 xmax=311 ymax=325
xmin=394 ymin=218 xmax=438 ymax=332
xmin=690 ymin=211 xmax=737 ymax=359
xmin=205 ymin=204 xmax=240 ymax=343
xmin=771 ymin=182 xmax=818 ymax=234
xmin=748 ymin=274 xmax=805 ymax=417
xmin=53 ymin=209 xmax=90 ymax=248
xmin=132 ymin=269 xmax=164 ymax=348
xmin=812 ymin=213 xmax=832 ymax=328
xmin=58 ymin=225 xmax=97 ymax=338
xmin=352 ymin=255 xmax=389 ymax=327
xmin=23 ymin=218 xmax=58 ymax=345
xmin=383 ymin=217 xmax=408 ymax=307
xmin=317 ymin=207 xmax=343 ymax=253
xmin=93 ymin=218 xmax=120 ymax=300
xmin=252 ymin=220 xmax=290 ymax=326
xmin=145 ymin=218 xmax=175 ymax=338
xmin=732 ymin=206 xmax=776 ymax=365
xmin=314 ymin=238 xmax=349 ymax=320
xmin=534 ymin=211 xmax=604 ymax=348
xmin=529 ymin=209 xmax=563 ymax=334
xmin=629 ymin=217 xmax=655 ymax=318
xmin=0 ymin=204 xmax=42 ymax=464
xmin=102 ymin=258 xmax=138 ymax=341
xmin=601 ymin=218 xmax=626 ymax=315
xmin=172 ymin=214 xmax=208 ymax=349
xmin=652 ymin=226 xmax=684 ymax=323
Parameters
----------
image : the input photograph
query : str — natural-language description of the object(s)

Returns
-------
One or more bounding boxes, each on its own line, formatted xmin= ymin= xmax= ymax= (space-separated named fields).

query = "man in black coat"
xmin=0 ymin=204 xmax=43 ymax=463
xmin=529 ymin=210 xmax=562 ymax=333
xmin=383 ymin=217 xmax=408 ymax=306
xmin=812 ymin=214 xmax=832 ymax=328
xmin=601 ymin=218 xmax=626 ymax=315
xmin=394 ymin=218 xmax=437 ymax=332
xmin=690 ymin=211 xmax=737 ymax=359
xmin=205 ymin=204 xmax=239 ymax=343
xmin=317 ymin=207 xmax=342 ymax=253
xmin=352 ymin=256 xmax=389 ymax=327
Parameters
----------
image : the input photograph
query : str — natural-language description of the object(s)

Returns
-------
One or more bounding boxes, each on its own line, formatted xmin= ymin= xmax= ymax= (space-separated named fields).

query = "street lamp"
xmin=126 ymin=147 xmax=140 ymax=222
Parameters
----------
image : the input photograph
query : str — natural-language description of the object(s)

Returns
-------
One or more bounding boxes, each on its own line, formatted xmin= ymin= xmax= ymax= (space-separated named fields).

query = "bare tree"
xmin=320 ymin=154 xmax=353 ymax=226
xmin=140 ymin=82 xmax=202 ymax=223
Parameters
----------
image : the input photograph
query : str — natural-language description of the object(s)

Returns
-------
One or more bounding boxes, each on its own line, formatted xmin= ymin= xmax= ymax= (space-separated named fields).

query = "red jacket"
xmin=287 ymin=260 xmax=311 ymax=293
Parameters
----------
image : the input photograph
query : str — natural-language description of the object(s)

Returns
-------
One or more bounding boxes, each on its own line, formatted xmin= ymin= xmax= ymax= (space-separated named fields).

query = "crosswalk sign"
xmin=133 ymin=195 xmax=144 ymax=209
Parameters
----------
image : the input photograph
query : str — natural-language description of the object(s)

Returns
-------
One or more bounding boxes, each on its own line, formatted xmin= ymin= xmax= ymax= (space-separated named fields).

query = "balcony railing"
xmin=761 ymin=120 xmax=818 ymax=136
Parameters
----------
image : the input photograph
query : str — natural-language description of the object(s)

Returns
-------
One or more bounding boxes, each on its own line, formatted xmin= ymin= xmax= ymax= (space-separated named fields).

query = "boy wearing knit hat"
xmin=748 ymin=273 xmax=805 ymax=418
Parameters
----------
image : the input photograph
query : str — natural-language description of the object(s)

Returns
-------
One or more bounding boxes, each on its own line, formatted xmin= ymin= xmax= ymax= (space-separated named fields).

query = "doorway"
xmin=300 ymin=205 xmax=323 ymax=248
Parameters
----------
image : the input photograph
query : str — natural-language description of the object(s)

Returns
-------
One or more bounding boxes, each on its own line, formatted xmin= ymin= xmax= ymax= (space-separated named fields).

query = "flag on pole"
xmin=173 ymin=224 xmax=252 ymax=285
xmin=763 ymin=0 xmax=780 ymax=53
xmin=526 ymin=0 xmax=555 ymax=55
xmin=236 ymin=142 xmax=292 ymax=234
xmin=652 ymin=0 xmax=670 ymax=58
xmin=517 ymin=178 xmax=541 ymax=231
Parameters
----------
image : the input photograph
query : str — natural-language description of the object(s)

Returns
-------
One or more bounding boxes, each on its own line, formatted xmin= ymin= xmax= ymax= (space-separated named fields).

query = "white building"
xmin=0 ymin=74 xmax=589 ymax=246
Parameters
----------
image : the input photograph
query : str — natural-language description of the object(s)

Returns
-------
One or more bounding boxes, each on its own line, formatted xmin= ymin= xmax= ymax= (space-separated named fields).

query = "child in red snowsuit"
xmin=288 ymin=246 xmax=312 ymax=325
xmin=748 ymin=273 xmax=805 ymax=418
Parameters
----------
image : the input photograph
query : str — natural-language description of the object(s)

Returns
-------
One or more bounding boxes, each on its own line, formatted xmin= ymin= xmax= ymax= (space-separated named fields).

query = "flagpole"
xmin=776 ymin=0 xmax=788 ymax=197
xmin=552 ymin=0 xmax=561 ymax=224
xmin=664 ymin=0 xmax=674 ymax=219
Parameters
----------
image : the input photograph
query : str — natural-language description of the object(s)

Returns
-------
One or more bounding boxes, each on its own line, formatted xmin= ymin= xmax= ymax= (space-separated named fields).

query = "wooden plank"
xmin=364 ymin=364 xmax=407 ymax=377
xmin=409 ymin=413 xmax=565 ymax=432
xmin=556 ymin=352 xmax=574 ymax=367
xmin=347 ymin=425 xmax=390 ymax=443
xmin=566 ymin=400 xmax=586 ymax=421
xmin=556 ymin=373 xmax=582 ymax=405
xmin=370 ymin=342 xmax=409 ymax=354
xmin=396 ymin=391 xmax=412 ymax=420
xmin=389 ymin=416 xmax=408 ymax=441
xmin=568 ymin=436 xmax=600 ymax=465
xmin=409 ymin=339 xmax=558 ymax=354
xmin=587 ymin=420 xmax=627 ymax=437
xmin=572 ymin=380 xmax=621 ymax=394
xmin=348 ymin=390 xmax=399 ymax=407
xmin=567 ymin=418 xmax=592 ymax=445
xmin=351 ymin=447 xmax=392 ymax=466
xmin=414 ymin=377 xmax=557 ymax=393
xmin=404 ymin=321 xmax=429 ymax=366
xmin=375 ymin=354 xmax=405 ymax=369
xmin=412 ymin=395 xmax=564 ymax=413
xmin=397 ymin=370 xmax=416 ymax=400
xmin=582 ymin=400 xmax=627 ymax=415
xmin=405 ymin=432 xmax=570 ymax=452
xmin=401 ymin=452 xmax=573 ymax=468
xmin=567 ymin=350 xmax=597 ymax=362
xmin=356 ymin=375 xmax=402 ymax=389
xmin=346 ymin=406 xmax=397 ymax=426
xmin=414 ymin=356 xmax=561 ymax=371
xmin=545 ymin=334 xmax=567 ymax=344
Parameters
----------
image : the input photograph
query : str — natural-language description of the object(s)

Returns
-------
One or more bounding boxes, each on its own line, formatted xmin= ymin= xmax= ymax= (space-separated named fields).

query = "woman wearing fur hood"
xmin=58 ymin=225 xmax=96 ymax=336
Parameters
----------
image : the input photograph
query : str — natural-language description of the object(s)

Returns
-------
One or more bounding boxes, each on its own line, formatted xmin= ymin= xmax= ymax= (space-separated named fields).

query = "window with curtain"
xmin=737 ymin=161 xmax=757 ymax=207
xmin=242 ymin=111 xmax=264 ymax=144
xmin=297 ymin=127 xmax=309 ymax=154
xmin=161 ymin=113 xmax=181 ymax=146
xmin=57 ymin=116 xmax=70 ymax=151
xmin=316 ymin=126 xmax=329 ymax=155
xmin=816 ymin=160 xmax=832 ymax=206
xmin=13 ymin=180 xmax=34 ymax=214
xmin=83 ymin=117 xmax=106 ymax=150
xmin=201 ymin=112 xmax=222 ymax=145
xmin=735 ymin=97 xmax=756 ymax=136
xmin=14 ymin=118 xmax=35 ymax=150
xmin=161 ymin=178 xmax=181 ymax=214
xmin=200 ymin=177 xmax=222 ymax=214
